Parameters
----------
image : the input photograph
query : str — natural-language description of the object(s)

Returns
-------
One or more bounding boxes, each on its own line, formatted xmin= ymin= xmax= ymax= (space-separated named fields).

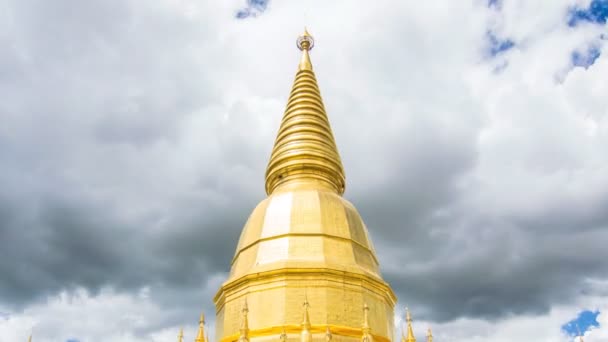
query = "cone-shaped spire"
xmin=178 ymin=327 xmax=184 ymax=342
xmin=195 ymin=313 xmax=207 ymax=342
xmin=238 ymin=301 xmax=250 ymax=342
xmin=361 ymin=303 xmax=373 ymax=342
xmin=301 ymin=298 xmax=312 ymax=342
xmin=265 ymin=28 xmax=346 ymax=196
xmin=402 ymin=308 xmax=416 ymax=342
xmin=426 ymin=327 xmax=433 ymax=342
xmin=280 ymin=326 xmax=288 ymax=342
xmin=28 ymin=335 xmax=32 ymax=342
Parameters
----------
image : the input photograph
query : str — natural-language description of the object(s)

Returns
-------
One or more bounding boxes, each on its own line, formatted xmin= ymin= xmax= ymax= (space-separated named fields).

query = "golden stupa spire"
xmin=195 ymin=312 xmax=208 ymax=342
xmin=238 ymin=301 xmax=250 ymax=342
xmin=265 ymin=28 xmax=346 ymax=196
xmin=426 ymin=327 xmax=433 ymax=342
xmin=301 ymin=298 xmax=313 ymax=342
xmin=402 ymin=308 xmax=416 ymax=342
xmin=361 ymin=303 xmax=373 ymax=342
xmin=178 ymin=327 xmax=184 ymax=342
xmin=28 ymin=335 xmax=32 ymax=342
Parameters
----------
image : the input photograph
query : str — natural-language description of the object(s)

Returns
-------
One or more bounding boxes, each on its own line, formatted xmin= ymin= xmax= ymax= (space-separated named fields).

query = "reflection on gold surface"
xmin=213 ymin=29 xmax=397 ymax=341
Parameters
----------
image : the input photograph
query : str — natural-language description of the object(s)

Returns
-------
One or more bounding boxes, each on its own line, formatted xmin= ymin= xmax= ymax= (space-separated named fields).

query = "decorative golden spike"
xmin=178 ymin=327 xmax=184 ymax=342
xmin=404 ymin=308 xmax=416 ymax=342
xmin=301 ymin=298 xmax=312 ymax=342
xmin=280 ymin=326 xmax=288 ymax=342
xmin=265 ymin=28 xmax=346 ymax=196
xmin=297 ymin=27 xmax=314 ymax=71
xmin=238 ymin=301 xmax=250 ymax=342
xmin=195 ymin=312 xmax=207 ymax=342
xmin=325 ymin=326 xmax=333 ymax=342
xmin=426 ymin=327 xmax=433 ymax=342
xmin=361 ymin=303 xmax=373 ymax=342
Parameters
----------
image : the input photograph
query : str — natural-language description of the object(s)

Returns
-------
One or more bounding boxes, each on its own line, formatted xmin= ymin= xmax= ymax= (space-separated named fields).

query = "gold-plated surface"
xmin=264 ymin=29 xmax=346 ymax=196
xmin=426 ymin=328 xmax=432 ymax=342
xmin=178 ymin=328 xmax=184 ymax=342
xmin=301 ymin=299 xmax=312 ymax=342
xmin=214 ymin=29 xmax=396 ymax=342
xmin=402 ymin=309 xmax=416 ymax=342
xmin=238 ymin=302 xmax=250 ymax=342
xmin=361 ymin=304 xmax=373 ymax=342
xmin=196 ymin=313 xmax=209 ymax=342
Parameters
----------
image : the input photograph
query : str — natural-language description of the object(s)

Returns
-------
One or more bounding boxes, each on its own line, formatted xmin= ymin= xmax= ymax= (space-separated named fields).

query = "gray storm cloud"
xmin=1 ymin=1 xmax=607 ymax=340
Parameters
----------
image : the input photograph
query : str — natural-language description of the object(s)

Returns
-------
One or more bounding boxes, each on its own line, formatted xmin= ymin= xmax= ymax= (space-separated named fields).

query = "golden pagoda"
xmin=212 ymin=29 xmax=398 ymax=342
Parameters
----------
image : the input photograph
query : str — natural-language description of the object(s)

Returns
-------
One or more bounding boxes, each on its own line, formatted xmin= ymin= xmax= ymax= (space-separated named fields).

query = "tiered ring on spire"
xmin=265 ymin=29 xmax=346 ymax=195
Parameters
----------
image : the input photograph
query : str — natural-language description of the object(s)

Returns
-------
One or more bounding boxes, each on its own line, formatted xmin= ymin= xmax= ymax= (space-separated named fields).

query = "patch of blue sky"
xmin=572 ymin=45 xmax=602 ymax=68
xmin=568 ymin=0 xmax=608 ymax=26
xmin=235 ymin=0 xmax=270 ymax=19
xmin=562 ymin=310 xmax=600 ymax=336
xmin=488 ymin=0 xmax=501 ymax=9
xmin=486 ymin=31 xmax=515 ymax=57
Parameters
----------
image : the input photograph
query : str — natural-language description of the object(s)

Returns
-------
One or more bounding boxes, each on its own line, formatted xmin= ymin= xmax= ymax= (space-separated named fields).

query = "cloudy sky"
xmin=1 ymin=0 xmax=607 ymax=341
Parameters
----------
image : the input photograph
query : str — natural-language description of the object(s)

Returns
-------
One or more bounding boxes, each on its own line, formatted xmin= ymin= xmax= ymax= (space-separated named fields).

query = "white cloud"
xmin=2 ymin=0 xmax=608 ymax=341
xmin=0 ymin=288 xmax=204 ymax=342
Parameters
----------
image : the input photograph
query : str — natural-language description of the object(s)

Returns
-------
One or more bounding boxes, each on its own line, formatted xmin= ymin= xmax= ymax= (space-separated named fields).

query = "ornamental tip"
xmin=296 ymin=29 xmax=314 ymax=71
xmin=325 ymin=326 xmax=333 ymax=342
xmin=297 ymin=28 xmax=314 ymax=51
xmin=196 ymin=312 xmax=208 ymax=342
xmin=362 ymin=303 xmax=371 ymax=331
xmin=302 ymin=297 xmax=311 ymax=327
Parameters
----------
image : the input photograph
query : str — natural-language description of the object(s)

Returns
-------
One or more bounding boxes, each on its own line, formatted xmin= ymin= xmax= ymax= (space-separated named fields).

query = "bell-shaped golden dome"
xmin=228 ymin=188 xmax=381 ymax=281
xmin=214 ymin=30 xmax=395 ymax=342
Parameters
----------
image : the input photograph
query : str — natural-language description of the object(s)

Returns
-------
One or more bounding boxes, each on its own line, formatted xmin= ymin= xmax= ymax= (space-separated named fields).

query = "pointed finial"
xmin=296 ymin=28 xmax=314 ymax=70
xmin=361 ymin=303 xmax=373 ymax=342
xmin=297 ymin=27 xmax=314 ymax=51
xmin=195 ymin=312 xmax=208 ymax=342
xmin=280 ymin=326 xmax=288 ymax=342
xmin=403 ymin=308 xmax=416 ymax=342
xmin=301 ymin=298 xmax=312 ymax=342
xmin=178 ymin=327 xmax=184 ymax=342
xmin=28 ymin=335 xmax=32 ymax=342
xmin=325 ymin=326 xmax=333 ymax=342
xmin=238 ymin=300 xmax=250 ymax=342
xmin=426 ymin=327 xmax=433 ymax=342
